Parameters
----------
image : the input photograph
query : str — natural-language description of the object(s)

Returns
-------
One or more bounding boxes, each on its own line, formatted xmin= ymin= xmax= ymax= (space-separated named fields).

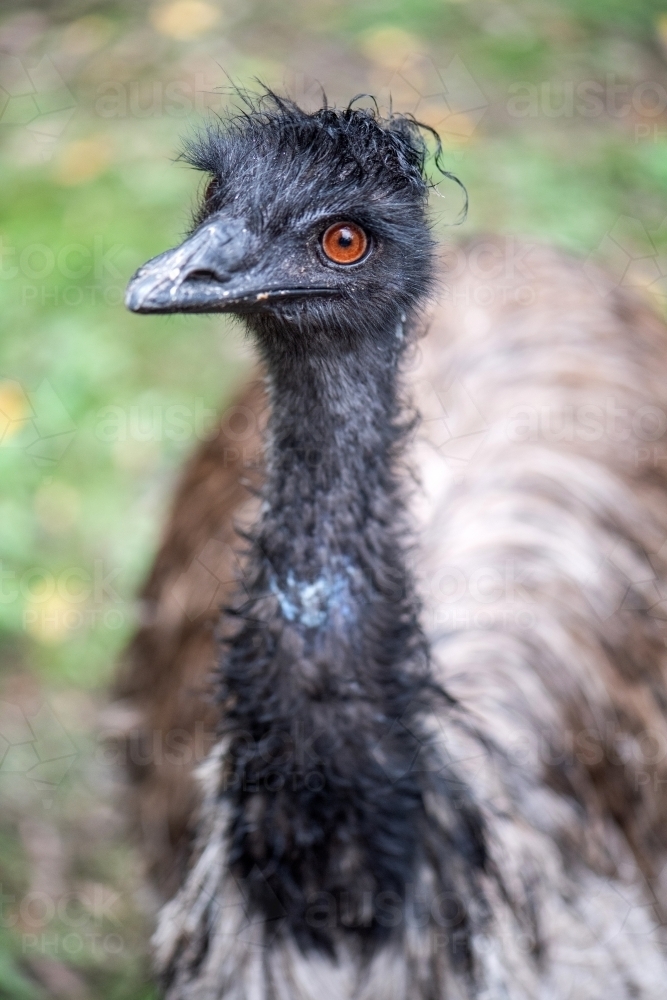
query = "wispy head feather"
xmin=181 ymin=85 xmax=466 ymax=222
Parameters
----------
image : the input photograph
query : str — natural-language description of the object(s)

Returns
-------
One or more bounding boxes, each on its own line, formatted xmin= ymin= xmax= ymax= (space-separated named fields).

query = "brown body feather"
xmin=117 ymin=237 xmax=667 ymax=995
xmin=115 ymin=380 xmax=265 ymax=895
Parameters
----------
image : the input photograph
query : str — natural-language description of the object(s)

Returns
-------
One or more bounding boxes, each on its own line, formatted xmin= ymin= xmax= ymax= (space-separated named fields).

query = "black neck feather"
xmin=218 ymin=314 xmax=435 ymax=952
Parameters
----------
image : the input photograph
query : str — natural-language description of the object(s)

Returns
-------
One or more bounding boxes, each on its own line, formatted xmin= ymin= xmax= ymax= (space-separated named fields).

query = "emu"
xmin=120 ymin=93 xmax=667 ymax=997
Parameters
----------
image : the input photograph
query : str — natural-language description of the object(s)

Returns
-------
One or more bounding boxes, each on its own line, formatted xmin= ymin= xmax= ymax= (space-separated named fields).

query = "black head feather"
xmin=183 ymin=88 xmax=434 ymax=213
xmin=172 ymin=89 xmax=447 ymax=357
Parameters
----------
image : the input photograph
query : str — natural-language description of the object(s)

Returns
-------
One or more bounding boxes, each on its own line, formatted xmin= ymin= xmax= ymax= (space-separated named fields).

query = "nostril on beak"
xmin=186 ymin=268 xmax=225 ymax=284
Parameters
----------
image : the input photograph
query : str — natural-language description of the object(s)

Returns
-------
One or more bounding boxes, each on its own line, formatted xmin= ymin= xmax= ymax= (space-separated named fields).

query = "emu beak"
xmin=125 ymin=216 xmax=336 ymax=315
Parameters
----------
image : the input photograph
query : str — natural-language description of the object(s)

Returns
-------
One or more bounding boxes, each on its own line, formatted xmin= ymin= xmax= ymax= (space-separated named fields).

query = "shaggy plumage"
xmin=118 ymin=93 xmax=667 ymax=997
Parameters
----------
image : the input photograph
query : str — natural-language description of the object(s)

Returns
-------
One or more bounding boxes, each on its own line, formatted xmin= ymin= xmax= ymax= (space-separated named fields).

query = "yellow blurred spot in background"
xmin=415 ymin=102 xmax=452 ymax=131
xmin=431 ymin=108 xmax=479 ymax=146
xmin=657 ymin=14 xmax=667 ymax=55
xmin=150 ymin=0 xmax=220 ymax=40
xmin=0 ymin=380 xmax=29 ymax=443
xmin=360 ymin=26 xmax=424 ymax=71
xmin=25 ymin=593 xmax=76 ymax=645
xmin=55 ymin=136 xmax=112 ymax=186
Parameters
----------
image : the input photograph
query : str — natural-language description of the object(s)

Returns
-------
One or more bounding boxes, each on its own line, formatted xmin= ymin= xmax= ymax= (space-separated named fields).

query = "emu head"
xmin=125 ymin=93 xmax=438 ymax=358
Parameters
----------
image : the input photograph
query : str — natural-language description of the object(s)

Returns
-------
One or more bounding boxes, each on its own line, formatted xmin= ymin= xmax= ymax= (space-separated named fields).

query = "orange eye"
xmin=321 ymin=222 xmax=368 ymax=265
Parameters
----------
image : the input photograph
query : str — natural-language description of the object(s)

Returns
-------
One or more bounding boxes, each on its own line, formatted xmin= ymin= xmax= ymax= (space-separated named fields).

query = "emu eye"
xmin=204 ymin=178 xmax=218 ymax=203
xmin=321 ymin=222 xmax=368 ymax=265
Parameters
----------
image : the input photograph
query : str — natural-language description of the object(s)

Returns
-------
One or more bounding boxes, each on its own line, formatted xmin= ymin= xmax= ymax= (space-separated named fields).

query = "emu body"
xmin=120 ymin=97 xmax=667 ymax=997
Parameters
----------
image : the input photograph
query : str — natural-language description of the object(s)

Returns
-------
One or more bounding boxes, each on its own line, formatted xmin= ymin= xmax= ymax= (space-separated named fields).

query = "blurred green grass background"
xmin=2 ymin=0 xmax=667 ymax=995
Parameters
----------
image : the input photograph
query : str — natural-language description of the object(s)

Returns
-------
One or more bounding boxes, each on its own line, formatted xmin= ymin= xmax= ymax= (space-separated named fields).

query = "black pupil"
xmin=338 ymin=229 xmax=354 ymax=247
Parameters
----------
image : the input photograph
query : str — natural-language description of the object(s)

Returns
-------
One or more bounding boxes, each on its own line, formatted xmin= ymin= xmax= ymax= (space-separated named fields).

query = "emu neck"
xmin=259 ymin=340 xmax=403 ymax=628
xmin=222 ymin=320 xmax=429 ymax=950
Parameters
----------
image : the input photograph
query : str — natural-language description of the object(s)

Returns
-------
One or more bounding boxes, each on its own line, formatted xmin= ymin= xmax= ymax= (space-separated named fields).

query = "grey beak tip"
xmin=125 ymin=278 xmax=145 ymax=313
xmin=125 ymin=267 xmax=162 ymax=313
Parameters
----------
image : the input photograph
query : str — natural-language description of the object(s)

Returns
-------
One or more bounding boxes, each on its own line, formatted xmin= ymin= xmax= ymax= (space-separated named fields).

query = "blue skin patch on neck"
xmin=269 ymin=561 xmax=357 ymax=628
